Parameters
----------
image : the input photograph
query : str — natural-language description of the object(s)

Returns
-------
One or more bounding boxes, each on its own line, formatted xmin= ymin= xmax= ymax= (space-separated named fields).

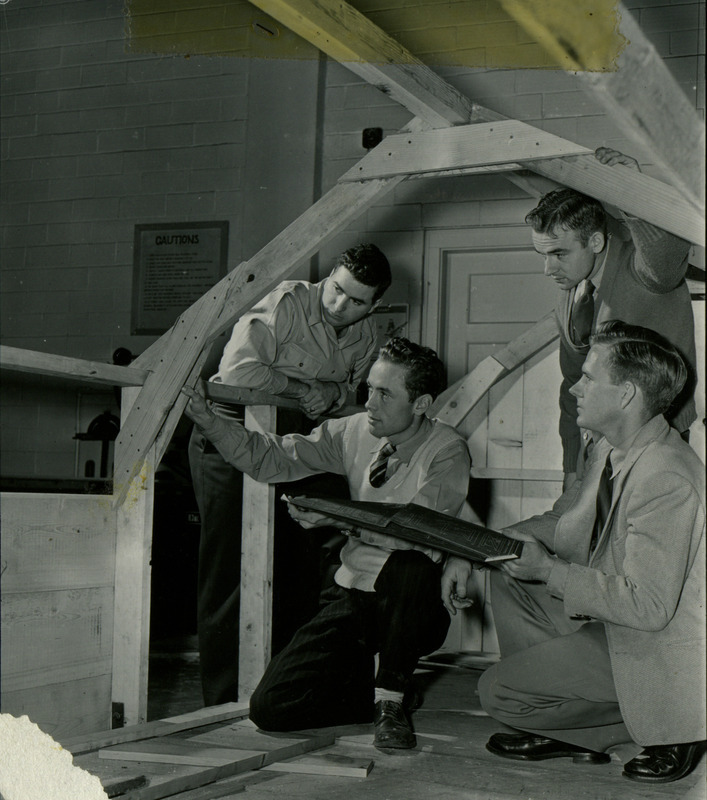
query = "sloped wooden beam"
xmin=528 ymin=155 xmax=703 ymax=244
xmin=499 ymin=0 xmax=705 ymax=211
xmin=433 ymin=312 xmax=559 ymax=428
xmin=0 ymin=345 xmax=148 ymax=387
xmin=113 ymin=177 xmax=405 ymax=504
xmin=340 ymin=121 xmax=591 ymax=181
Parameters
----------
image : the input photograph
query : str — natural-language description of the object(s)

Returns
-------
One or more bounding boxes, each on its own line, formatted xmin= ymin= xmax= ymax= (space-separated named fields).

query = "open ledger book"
xmin=285 ymin=495 xmax=523 ymax=565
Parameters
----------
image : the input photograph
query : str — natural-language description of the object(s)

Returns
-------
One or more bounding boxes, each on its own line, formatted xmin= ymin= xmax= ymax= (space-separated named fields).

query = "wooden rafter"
xmin=499 ymin=0 xmax=706 ymax=210
xmin=339 ymin=121 xmax=591 ymax=180
xmin=0 ymin=345 xmax=148 ymax=388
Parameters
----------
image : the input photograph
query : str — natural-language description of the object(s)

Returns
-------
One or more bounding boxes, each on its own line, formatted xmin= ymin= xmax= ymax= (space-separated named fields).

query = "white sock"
xmin=375 ymin=688 xmax=404 ymax=705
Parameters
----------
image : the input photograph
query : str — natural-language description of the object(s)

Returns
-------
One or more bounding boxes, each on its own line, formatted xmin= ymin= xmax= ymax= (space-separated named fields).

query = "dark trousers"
xmin=189 ymin=427 xmax=243 ymax=706
xmin=249 ymin=549 xmax=451 ymax=732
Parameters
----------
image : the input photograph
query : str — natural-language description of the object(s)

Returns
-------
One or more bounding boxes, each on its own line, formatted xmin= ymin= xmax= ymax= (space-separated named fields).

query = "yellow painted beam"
xmin=500 ymin=0 xmax=705 ymax=210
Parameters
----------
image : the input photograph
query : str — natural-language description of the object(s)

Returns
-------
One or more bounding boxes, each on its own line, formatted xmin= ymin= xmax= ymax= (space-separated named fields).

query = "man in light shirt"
xmin=188 ymin=243 xmax=392 ymax=706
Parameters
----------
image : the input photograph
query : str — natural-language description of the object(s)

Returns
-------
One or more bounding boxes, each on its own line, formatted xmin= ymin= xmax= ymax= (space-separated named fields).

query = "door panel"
xmin=425 ymin=228 xmax=564 ymax=656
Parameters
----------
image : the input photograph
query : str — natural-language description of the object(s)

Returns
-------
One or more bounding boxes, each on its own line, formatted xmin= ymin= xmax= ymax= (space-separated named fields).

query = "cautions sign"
xmin=131 ymin=221 xmax=229 ymax=335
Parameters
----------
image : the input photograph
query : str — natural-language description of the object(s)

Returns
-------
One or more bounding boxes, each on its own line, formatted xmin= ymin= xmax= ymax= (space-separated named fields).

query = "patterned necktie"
xmin=590 ymin=453 xmax=613 ymax=554
xmin=571 ymin=281 xmax=596 ymax=346
xmin=369 ymin=442 xmax=396 ymax=488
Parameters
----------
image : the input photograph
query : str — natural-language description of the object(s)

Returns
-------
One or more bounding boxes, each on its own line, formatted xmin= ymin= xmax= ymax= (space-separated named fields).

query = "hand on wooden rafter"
xmin=594 ymin=147 xmax=641 ymax=172
xmin=181 ymin=381 xmax=215 ymax=428
xmin=298 ymin=380 xmax=340 ymax=419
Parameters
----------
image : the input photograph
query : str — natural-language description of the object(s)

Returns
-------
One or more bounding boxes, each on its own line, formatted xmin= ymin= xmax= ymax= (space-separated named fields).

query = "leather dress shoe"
xmin=486 ymin=732 xmax=610 ymax=764
xmin=373 ymin=700 xmax=416 ymax=750
xmin=622 ymin=742 xmax=703 ymax=783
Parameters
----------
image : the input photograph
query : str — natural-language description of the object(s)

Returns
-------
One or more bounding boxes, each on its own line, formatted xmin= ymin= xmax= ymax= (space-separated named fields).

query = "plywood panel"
xmin=0 ymin=492 xmax=115 ymax=593
xmin=1 ymin=586 xmax=113 ymax=692
xmin=1 ymin=674 xmax=112 ymax=739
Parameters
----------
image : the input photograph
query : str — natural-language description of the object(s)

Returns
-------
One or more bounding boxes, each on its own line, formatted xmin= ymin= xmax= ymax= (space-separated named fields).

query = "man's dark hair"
xmin=591 ymin=320 xmax=688 ymax=418
xmin=334 ymin=243 xmax=391 ymax=302
xmin=525 ymin=188 xmax=607 ymax=246
xmin=378 ymin=337 xmax=447 ymax=401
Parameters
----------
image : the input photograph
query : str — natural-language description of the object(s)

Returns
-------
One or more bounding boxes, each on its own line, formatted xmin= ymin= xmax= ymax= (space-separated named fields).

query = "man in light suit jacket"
xmin=526 ymin=148 xmax=696 ymax=488
xmin=446 ymin=321 xmax=705 ymax=784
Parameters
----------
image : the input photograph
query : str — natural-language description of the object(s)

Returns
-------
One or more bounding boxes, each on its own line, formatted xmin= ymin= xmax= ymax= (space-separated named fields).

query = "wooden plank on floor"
xmin=262 ymin=752 xmax=374 ymax=778
xmin=188 ymin=720 xmax=337 ymax=766
xmin=62 ymin=702 xmax=251 ymax=755
xmin=99 ymin=740 xmax=265 ymax=768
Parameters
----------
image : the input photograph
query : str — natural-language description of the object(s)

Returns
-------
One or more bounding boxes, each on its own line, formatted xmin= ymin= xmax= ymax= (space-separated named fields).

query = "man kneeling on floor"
xmin=457 ymin=321 xmax=704 ymax=783
xmin=183 ymin=337 xmax=472 ymax=751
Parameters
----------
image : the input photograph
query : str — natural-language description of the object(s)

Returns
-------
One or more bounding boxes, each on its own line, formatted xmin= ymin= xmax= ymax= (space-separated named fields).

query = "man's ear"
xmin=588 ymin=231 xmax=606 ymax=254
xmin=620 ymin=381 xmax=637 ymax=409
xmin=413 ymin=393 xmax=433 ymax=416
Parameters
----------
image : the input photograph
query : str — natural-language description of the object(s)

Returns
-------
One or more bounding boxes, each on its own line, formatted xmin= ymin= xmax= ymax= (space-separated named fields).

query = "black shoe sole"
xmin=622 ymin=743 xmax=702 ymax=783
xmin=486 ymin=742 xmax=611 ymax=764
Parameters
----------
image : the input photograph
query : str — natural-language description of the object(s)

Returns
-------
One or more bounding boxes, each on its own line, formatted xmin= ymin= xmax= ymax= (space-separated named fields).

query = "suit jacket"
xmin=513 ymin=416 xmax=706 ymax=745
xmin=556 ymin=215 xmax=696 ymax=471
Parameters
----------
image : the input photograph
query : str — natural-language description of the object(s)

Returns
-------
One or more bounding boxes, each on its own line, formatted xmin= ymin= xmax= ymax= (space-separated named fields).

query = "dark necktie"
xmin=590 ymin=453 xmax=613 ymax=554
xmin=369 ymin=442 xmax=396 ymax=488
xmin=571 ymin=281 xmax=595 ymax=346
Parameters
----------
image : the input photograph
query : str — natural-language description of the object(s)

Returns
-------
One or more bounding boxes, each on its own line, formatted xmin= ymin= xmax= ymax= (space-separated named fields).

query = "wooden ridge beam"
xmin=0 ymin=345 xmax=148 ymax=387
xmin=113 ymin=176 xmax=405 ymax=505
xmin=499 ymin=0 xmax=705 ymax=211
xmin=339 ymin=121 xmax=591 ymax=181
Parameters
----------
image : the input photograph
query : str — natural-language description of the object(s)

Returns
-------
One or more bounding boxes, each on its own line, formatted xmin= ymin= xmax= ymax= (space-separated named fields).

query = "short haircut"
xmin=590 ymin=320 xmax=688 ymax=417
xmin=525 ymin=188 xmax=607 ymax=246
xmin=378 ymin=337 xmax=447 ymax=401
xmin=334 ymin=243 xmax=391 ymax=302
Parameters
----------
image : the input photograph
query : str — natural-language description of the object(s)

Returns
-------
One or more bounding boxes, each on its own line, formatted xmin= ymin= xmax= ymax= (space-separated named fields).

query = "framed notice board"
xmin=131 ymin=221 xmax=229 ymax=335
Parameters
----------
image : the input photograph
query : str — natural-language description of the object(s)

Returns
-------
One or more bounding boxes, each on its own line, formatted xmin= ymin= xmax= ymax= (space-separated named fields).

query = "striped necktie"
xmin=369 ymin=442 xmax=396 ymax=488
xmin=571 ymin=281 xmax=595 ymax=346
xmin=590 ymin=453 xmax=613 ymax=554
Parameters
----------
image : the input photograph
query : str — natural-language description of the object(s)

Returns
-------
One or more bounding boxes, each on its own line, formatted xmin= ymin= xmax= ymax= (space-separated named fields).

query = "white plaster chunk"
xmin=0 ymin=714 xmax=108 ymax=800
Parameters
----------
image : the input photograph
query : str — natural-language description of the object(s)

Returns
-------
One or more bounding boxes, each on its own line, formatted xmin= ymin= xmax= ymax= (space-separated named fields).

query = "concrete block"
xmin=118 ymin=193 xmax=166 ymax=219
xmin=193 ymin=121 xmax=242 ymax=145
xmin=164 ymin=193 xmax=215 ymax=218
xmin=26 ymin=245 xmax=72 ymax=269
xmin=641 ymin=4 xmax=700 ymax=32
xmin=368 ymin=203 xmax=422 ymax=231
xmin=46 ymin=176 xmax=96 ymax=202
xmin=29 ymin=200 xmax=71 ymax=224
xmin=37 ymin=111 xmax=83 ymax=135
xmin=76 ymin=153 xmax=123 ymax=177
xmin=664 ymin=54 xmax=703 ymax=81
xmin=72 ymin=197 xmax=120 ymax=222
xmin=80 ymin=62 xmax=129 ymax=88
xmin=139 ymin=169 xmax=189 ymax=194
xmin=98 ymin=128 xmax=147 ymax=153
xmin=189 ymin=167 xmax=240 ymax=192
xmin=145 ymin=123 xmax=195 ymax=149
xmin=70 ymin=243 xmax=118 ymax=268
xmin=44 ymin=222 xmax=86 ymax=246
xmin=670 ymin=29 xmax=701 ymax=55
xmin=543 ymin=90 xmax=603 ymax=119
xmin=12 ymin=91 xmax=60 ymax=115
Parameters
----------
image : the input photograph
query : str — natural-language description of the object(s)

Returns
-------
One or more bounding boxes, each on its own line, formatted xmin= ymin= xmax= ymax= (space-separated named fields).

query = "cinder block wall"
xmin=0 ymin=0 xmax=320 ymax=477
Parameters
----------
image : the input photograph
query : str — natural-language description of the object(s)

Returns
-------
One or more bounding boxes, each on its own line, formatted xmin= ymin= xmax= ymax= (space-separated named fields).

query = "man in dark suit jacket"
xmin=526 ymin=148 xmax=696 ymax=488
xmin=449 ymin=321 xmax=704 ymax=784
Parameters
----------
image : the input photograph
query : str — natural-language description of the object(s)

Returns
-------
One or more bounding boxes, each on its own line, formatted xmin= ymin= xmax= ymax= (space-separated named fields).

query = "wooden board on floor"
xmin=99 ymin=739 xmax=265 ymax=768
xmin=262 ymin=751 xmax=374 ymax=778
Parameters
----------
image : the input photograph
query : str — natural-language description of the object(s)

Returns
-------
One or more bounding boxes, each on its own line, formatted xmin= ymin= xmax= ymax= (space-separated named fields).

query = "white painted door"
xmin=424 ymin=227 xmax=564 ymax=655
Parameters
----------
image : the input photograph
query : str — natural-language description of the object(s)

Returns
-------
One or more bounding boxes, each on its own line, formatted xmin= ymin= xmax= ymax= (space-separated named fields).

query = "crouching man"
xmin=183 ymin=337 xmax=472 ymax=751
xmin=464 ymin=321 xmax=704 ymax=783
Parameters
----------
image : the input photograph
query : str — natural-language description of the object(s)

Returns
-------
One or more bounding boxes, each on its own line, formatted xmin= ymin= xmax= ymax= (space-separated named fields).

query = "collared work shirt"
xmin=213 ymin=279 xmax=378 ymax=411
